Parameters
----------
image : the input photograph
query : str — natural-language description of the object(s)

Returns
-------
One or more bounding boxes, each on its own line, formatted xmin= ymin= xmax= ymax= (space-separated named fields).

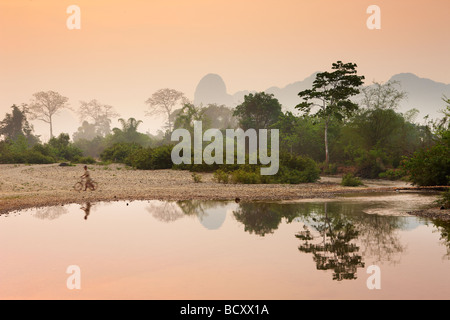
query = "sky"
xmin=1 ymin=0 xmax=450 ymax=140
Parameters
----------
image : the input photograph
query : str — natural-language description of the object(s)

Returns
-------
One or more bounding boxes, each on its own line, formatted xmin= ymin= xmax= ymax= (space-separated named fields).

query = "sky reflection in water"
xmin=0 ymin=195 xmax=449 ymax=300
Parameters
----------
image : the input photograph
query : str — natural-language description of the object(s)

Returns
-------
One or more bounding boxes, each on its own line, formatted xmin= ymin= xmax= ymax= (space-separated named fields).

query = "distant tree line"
xmin=1 ymin=61 xmax=449 ymax=186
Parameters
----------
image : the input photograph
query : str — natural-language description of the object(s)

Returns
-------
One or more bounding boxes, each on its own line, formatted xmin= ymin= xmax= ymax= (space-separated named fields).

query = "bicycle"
xmin=74 ymin=178 xmax=98 ymax=192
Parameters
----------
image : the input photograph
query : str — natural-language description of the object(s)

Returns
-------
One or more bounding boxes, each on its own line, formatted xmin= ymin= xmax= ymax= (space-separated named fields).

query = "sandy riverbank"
xmin=0 ymin=163 xmax=446 ymax=217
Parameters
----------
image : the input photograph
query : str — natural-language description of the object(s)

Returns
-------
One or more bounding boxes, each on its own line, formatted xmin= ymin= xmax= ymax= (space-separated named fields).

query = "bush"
xmin=231 ymin=169 xmax=261 ymax=184
xmin=276 ymin=166 xmax=311 ymax=184
xmin=401 ymin=141 xmax=450 ymax=186
xmin=148 ymin=145 xmax=173 ymax=169
xmin=278 ymin=154 xmax=320 ymax=183
xmin=0 ymin=141 xmax=56 ymax=164
xmin=356 ymin=148 xmax=388 ymax=179
xmin=191 ymin=172 xmax=202 ymax=183
xmin=73 ymin=156 xmax=97 ymax=164
xmin=213 ymin=170 xmax=230 ymax=184
xmin=341 ymin=173 xmax=364 ymax=187
xmin=100 ymin=143 xmax=143 ymax=163
xmin=378 ymin=169 xmax=405 ymax=181
xmin=127 ymin=148 xmax=153 ymax=169
xmin=126 ymin=145 xmax=174 ymax=170
xmin=24 ymin=150 xmax=54 ymax=164
xmin=48 ymin=133 xmax=83 ymax=161
xmin=210 ymin=154 xmax=320 ymax=185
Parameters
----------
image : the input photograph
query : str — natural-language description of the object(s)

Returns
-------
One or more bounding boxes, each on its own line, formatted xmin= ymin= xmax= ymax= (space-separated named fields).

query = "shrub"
xmin=31 ymin=143 xmax=53 ymax=157
xmin=276 ymin=166 xmax=310 ymax=184
xmin=231 ymin=169 xmax=261 ymax=184
xmin=209 ymin=154 xmax=320 ymax=185
xmin=148 ymin=144 xmax=173 ymax=169
xmin=127 ymin=148 xmax=153 ymax=169
xmin=126 ymin=145 xmax=174 ymax=170
xmin=378 ymin=169 xmax=405 ymax=181
xmin=100 ymin=143 xmax=143 ymax=163
xmin=341 ymin=173 xmax=364 ymax=187
xmin=0 ymin=141 xmax=56 ymax=164
xmin=48 ymin=133 xmax=83 ymax=161
xmin=213 ymin=170 xmax=230 ymax=184
xmin=73 ymin=156 xmax=97 ymax=164
xmin=401 ymin=141 xmax=450 ymax=186
xmin=24 ymin=150 xmax=54 ymax=164
xmin=278 ymin=154 xmax=320 ymax=183
xmin=355 ymin=148 xmax=388 ymax=179
xmin=191 ymin=172 xmax=202 ymax=183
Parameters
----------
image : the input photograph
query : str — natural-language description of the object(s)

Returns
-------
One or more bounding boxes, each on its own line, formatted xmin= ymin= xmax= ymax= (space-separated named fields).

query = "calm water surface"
xmin=0 ymin=193 xmax=449 ymax=300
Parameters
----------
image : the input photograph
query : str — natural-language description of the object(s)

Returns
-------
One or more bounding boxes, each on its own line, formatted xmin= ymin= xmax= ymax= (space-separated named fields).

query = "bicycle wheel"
xmin=90 ymin=181 xmax=98 ymax=191
xmin=74 ymin=182 xmax=83 ymax=192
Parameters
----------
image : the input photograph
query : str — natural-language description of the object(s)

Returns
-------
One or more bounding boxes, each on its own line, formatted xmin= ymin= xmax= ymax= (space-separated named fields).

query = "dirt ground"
xmin=0 ymin=163 xmax=444 ymax=216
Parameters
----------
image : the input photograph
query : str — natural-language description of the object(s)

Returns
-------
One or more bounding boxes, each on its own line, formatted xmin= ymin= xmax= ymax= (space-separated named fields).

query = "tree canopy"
xmin=233 ymin=92 xmax=283 ymax=130
xmin=296 ymin=61 xmax=365 ymax=164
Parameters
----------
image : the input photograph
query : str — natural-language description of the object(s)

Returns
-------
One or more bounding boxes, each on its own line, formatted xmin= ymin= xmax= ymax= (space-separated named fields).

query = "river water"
xmin=0 ymin=192 xmax=449 ymax=300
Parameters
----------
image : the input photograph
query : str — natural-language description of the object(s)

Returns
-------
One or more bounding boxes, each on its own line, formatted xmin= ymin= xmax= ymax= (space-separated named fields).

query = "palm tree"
xmin=118 ymin=118 xmax=143 ymax=134
xmin=113 ymin=118 xmax=146 ymax=143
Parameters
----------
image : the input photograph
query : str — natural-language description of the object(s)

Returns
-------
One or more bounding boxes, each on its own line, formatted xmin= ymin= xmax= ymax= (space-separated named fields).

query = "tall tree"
xmin=296 ymin=61 xmax=365 ymax=164
xmin=78 ymin=99 xmax=120 ymax=136
xmin=28 ymin=91 xmax=69 ymax=139
xmin=145 ymin=89 xmax=186 ymax=132
xmin=233 ymin=92 xmax=282 ymax=130
xmin=0 ymin=105 xmax=38 ymax=145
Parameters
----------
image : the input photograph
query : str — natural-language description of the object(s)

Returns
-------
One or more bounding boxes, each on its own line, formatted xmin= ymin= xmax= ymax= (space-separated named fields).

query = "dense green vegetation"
xmin=1 ymin=62 xmax=449 ymax=187
xmin=341 ymin=173 xmax=364 ymax=187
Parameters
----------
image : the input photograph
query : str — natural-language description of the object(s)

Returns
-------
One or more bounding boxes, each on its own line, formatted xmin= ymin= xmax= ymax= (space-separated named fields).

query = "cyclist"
xmin=80 ymin=165 xmax=94 ymax=191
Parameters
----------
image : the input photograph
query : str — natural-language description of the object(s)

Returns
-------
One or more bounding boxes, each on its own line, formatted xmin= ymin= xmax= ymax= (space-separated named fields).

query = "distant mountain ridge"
xmin=194 ymin=73 xmax=450 ymax=121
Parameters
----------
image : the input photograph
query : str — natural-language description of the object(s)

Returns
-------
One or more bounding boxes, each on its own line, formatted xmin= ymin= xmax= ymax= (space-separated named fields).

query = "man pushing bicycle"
xmin=81 ymin=165 xmax=94 ymax=191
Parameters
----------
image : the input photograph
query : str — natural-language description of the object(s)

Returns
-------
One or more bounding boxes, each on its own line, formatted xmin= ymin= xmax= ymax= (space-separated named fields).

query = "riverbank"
xmin=0 ymin=163 xmax=447 ymax=217
xmin=407 ymin=208 xmax=450 ymax=221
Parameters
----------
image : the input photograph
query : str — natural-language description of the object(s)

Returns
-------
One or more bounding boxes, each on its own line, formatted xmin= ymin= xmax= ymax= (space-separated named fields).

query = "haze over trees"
xmin=77 ymin=100 xmax=120 ymax=137
xmin=145 ymin=89 xmax=187 ymax=132
xmin=1 ymin=61 xmax=449 ymax=188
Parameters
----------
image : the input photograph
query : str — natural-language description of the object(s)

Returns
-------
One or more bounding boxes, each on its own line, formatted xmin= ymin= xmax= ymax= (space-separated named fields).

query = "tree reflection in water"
xmin=143 ymin=199 xmax=448 ymax=278
xmin=146 ymin=201 xmax=185 ymax=223
xmin=33 ymin=205 xmax=68 ymax=220
xmin=233 ymin=202 xmax=299 ymax=237
xmin=296 ymin=203 xmax=364 ymax=281
xmin=430 ymin=219 xmax=450 ymax=259
xmin=232 ymin=200 xmax=408 ymax=281
xmin=177 ymin=200 xmax=229 ymax=220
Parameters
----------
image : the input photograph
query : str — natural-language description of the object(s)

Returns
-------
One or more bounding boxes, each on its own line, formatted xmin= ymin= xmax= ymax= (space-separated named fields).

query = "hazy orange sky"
xmin=1 ymin=0 xmax=449 ymax=138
